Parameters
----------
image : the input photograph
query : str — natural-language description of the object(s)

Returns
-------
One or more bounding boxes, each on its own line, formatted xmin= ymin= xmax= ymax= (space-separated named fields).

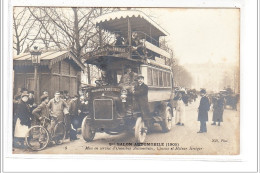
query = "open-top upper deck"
xmin=83 ymin=10 xmax=173 ymax=71
xmin=95 ymin=10 xmax=169 ymax=38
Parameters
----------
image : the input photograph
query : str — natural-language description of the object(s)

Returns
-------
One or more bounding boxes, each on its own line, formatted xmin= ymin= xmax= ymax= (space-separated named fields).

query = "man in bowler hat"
xmin=197 ymin=89 xmax=210 ymax=133
xmin=133 ymin=75 xmax=151 ymax=131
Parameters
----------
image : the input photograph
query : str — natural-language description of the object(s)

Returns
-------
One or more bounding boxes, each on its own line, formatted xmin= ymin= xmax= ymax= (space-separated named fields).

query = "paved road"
xmin=13 ymin=99 xmax=240 ymax=155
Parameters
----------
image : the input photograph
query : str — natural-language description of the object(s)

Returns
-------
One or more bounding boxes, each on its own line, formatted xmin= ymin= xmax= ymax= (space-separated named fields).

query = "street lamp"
xmin=30 ymin=46 xmax=41 ymax=104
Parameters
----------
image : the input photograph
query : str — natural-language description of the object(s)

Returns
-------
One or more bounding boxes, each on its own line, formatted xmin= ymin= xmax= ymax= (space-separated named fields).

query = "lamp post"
xmin=30 ymin=46 xmax=41 ymax=104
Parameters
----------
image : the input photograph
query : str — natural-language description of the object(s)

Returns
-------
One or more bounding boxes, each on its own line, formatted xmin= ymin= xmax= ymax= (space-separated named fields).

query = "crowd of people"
xmin=13 ymin=88 xmax=88 ymax=148
xmin=12 ymin=76 xmax=229 ymax=150
xmin=172 ymin=88 xmax=227 ymax=133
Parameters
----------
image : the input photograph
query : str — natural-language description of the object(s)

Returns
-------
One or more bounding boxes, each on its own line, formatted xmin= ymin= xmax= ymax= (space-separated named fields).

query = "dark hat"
xmin=28 ymin=91 xmax=34 ymax=94
xmin=40 ymin=94 xmax=49 ymax=102
xmin=21 ymin=88 xmax=28 ymax=93
xmin=64 ymin=90 xmax=69 ymax=94
xmin=21 ymin=91 xmax=29 ymax=98
xmin=137 ymin=74 xmax=144 ymax=79
xmin=200 ymin=89 xmax=206 ymax=94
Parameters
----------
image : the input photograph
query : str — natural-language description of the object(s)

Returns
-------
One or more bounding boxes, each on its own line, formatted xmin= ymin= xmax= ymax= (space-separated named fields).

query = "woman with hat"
xmin=211 ymin=93 xmax=225 ymax=126
xmin=14 ymin=91 xmax=32 ymax=148
xmin=174 ymin=90 xmax=187 ymax=126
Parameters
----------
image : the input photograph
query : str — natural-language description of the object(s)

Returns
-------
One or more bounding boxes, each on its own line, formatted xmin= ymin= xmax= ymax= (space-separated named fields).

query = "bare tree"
xmin=14 ymin=7 xmax=120 ymax=84
xmin=13 ymin=7 xmax=37 ymax=55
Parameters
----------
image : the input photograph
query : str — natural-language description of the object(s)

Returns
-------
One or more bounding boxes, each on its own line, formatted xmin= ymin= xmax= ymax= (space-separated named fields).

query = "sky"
xmin=141 ymin=8 xmax=240 ymax=65
xmin=13 ymin=7 xmax=240 ymax=65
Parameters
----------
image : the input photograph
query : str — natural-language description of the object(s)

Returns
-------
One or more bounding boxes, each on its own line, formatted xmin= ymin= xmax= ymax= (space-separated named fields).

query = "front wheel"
xmin=81 ymin=117 xmax=95 ymax=142
xmin=135 ymin=117 xmax=147 ymax=143
xmin=161 ymin=105 xmax=173 ymax=132
xmin=25 ymin=125 xmax=50 ymax=151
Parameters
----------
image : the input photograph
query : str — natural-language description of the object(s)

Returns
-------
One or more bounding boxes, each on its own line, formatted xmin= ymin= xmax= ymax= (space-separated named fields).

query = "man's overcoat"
xmin=198 ymin=96 xmax=210 ymax=121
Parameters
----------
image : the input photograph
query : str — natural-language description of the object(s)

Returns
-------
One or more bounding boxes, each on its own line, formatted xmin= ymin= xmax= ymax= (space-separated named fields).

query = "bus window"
xmin=163 ymin=72 xmax=167 ymax=87
xmin=147 ymin=68 xmax=153 ymax=86
xmin=153 ymin=69 xmax=158 ymax=86
xmin=166 ymin=73 xmax=171 ymax=87
xmin=159 ymin=71 xmax=163 ymax=87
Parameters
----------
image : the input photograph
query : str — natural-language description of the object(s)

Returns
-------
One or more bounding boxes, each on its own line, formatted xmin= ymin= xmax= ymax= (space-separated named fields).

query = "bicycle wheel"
xmin=25 ymin=125 xmax=50 ymax=151
xmin=53 ymin=122 xmax=66 ymax=145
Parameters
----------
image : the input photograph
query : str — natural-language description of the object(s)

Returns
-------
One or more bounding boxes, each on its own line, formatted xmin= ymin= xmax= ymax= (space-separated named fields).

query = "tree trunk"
xmin=72 ymin=7 xmax=81 ymax=59
xmin=98 ymin=8 xmax=103 ymax=47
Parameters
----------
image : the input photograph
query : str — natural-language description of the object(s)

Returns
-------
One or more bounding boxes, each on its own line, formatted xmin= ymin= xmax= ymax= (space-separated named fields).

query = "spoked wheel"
xmin=25 ymin=125 xmax=50 ymax=151
xmin=53 ymin=122 xmax=66 ymax=145
xmin=161 ymin=105 xmax=173 ymax=132
xmin=82 ymin=117 xmax=95 ymax=142
xmin=135 ymin=117 xmax=147 ymax=143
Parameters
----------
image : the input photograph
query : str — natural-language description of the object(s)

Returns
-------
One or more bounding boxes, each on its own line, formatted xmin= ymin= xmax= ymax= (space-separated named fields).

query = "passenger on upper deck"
xmin=114 ymin=32 xmax=125 ymax=47
xmin=130 ymin=32 xmax=145 ymax=59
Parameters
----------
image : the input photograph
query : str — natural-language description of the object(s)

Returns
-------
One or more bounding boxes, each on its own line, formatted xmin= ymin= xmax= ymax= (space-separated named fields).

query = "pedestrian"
xmin=197 ymin=89 xmax=211 ymax=133
xmin=28 ymin=91 xmax=37 ymax=112
xmin=78 ymin=95 xmax=88 ymax=127
xmin=68 ymin=95 xmax=80 ymax=141
xmin=63 ymin=90 xmax=71 ymax=139
xmin=133 ymin=75 xmax=151 ymax=132
xmin=212 ymin=93 xmax=225 ymax=126
xmin=174 ymin=91 xmax=186 ymax=126
xmin=13 ymin=88 xmax=28 ymax=138
xmin=47 ymin=91 xmax=69 ymax=123
xmin=14 ymin=91 xmax=32 ymax=148
xmin=32 ymin=94 xmax=50 ymax=128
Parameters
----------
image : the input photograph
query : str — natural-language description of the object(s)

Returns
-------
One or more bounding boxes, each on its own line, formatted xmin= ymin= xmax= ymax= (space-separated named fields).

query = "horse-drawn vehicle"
xmin=219 ymin=89 xmax=239 ymax=110
xmin=81 ymin=10 xmax=175 ymax=142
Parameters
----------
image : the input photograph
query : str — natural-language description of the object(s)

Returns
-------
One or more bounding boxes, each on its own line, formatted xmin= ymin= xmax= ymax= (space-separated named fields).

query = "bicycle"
xmin=25 ymin=115 xmax=66 ymax=151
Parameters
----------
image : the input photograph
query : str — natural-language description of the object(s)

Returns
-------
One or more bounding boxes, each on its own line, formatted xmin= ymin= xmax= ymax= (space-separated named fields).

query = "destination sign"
xmin=91 ymin=88 xmax=121 ymax=93
xmin=92 ymin=46 xmax=127 ymax=56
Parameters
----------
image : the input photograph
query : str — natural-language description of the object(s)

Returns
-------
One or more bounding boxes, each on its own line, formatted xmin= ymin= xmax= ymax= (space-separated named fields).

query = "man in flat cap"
xmin=197 ymin=89 xmax=211 ymax=133
xmin=133 ymin=75 xmax=151 ymax=131
xmin=32 ymin=94 xmax=50 ymax=127
xmin=47 ymin=91 xmax=69 ymax=123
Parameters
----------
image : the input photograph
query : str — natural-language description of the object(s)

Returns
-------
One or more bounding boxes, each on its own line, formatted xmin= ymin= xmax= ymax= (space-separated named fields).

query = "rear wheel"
xmin=161 ymin=105 xmax=173 ymax=132
xmin=135 ymin=117 xmax=147 ymax=143
xmin=25 ymin=125 xmax=50 ymax=151
xmin=81 ymin=117 xmax=95 ymax=142
xmin=53 ymin=122 xmax=66 ymax=145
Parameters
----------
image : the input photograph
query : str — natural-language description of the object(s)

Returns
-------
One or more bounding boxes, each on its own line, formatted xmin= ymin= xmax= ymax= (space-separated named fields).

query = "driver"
xmin=119 ymin=66 xmax=138 ymax=91
xmin=96 ymin=70 xmax=111 ymax=86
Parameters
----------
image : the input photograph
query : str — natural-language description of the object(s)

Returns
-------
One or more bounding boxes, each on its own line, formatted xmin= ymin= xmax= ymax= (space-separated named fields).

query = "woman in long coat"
xmin=174 ymin=91 xmax=186 ymax=126
xmin=212 ymin=94 xmax=225 ymax=126
xmin=14 ymin=92 xmax=32 ymax=148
